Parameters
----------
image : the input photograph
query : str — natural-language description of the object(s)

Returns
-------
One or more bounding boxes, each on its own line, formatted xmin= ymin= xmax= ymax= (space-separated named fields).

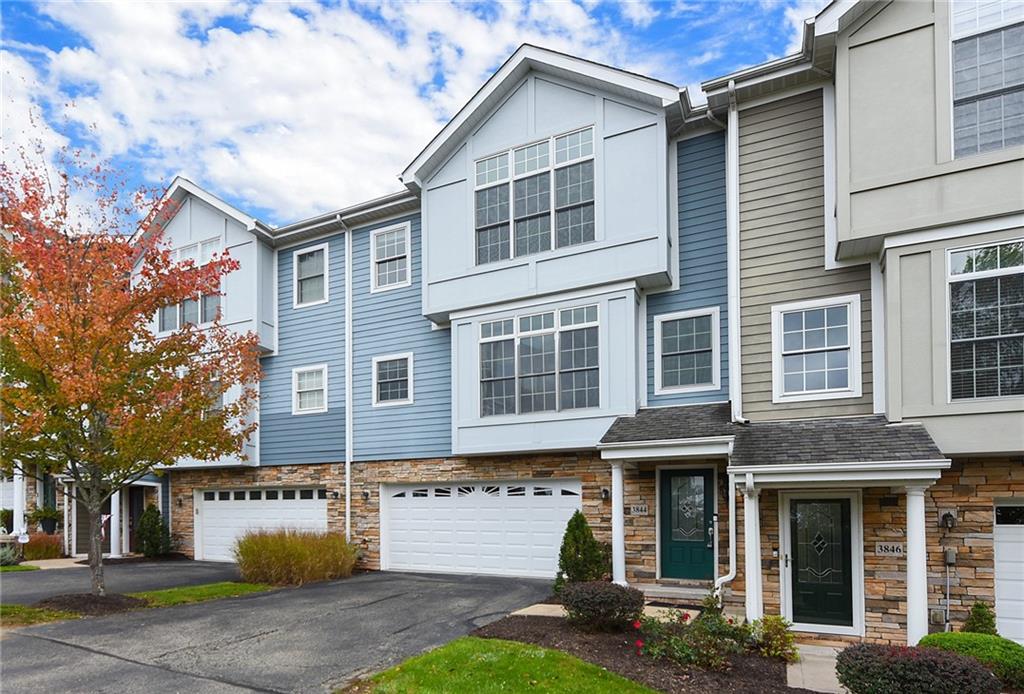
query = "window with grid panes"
xmin=372 ymin=226 xmax=409 ymax=290
xmin=375 ymin=356 xmax=411 ymax=404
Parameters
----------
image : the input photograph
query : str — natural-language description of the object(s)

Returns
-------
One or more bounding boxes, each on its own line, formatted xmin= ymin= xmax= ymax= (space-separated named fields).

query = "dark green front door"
xmin=659 ymin=469 xmax=714 ymax=579
xmin=790 ymin=498 xmax=853 ymax=626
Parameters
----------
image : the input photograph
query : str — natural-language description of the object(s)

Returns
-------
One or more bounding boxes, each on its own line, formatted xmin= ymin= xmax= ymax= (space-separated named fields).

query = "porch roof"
xmin=600 ymin=402 xmax=736 ymax=445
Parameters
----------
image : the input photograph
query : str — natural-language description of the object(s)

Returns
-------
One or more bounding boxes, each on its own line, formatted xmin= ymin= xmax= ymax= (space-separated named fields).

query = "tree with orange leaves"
xmin=0 ymin=152 xmax=261 ymax=595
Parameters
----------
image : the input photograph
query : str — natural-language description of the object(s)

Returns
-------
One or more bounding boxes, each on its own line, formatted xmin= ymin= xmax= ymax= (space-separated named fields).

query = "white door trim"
xmin=655 ymin=465 xmax=719 ymax=582
xmin=779 ymin=489 xmax=866 ymax=637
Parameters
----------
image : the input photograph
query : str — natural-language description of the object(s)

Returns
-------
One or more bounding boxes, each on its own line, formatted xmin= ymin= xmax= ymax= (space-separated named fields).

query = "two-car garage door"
xmin=196 ymin=488 xmax=328 ymax=562
xmin=383 ymin=479 xmax=582 ymax=579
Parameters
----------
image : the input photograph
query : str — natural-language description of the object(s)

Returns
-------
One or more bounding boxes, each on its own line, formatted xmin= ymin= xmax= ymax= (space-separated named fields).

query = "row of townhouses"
xmin=4 ymin=0 xmax=1022 ymax=647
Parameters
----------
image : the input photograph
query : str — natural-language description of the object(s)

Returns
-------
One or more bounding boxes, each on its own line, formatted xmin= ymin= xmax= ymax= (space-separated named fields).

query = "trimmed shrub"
xmin=963 ymin=601 xmax=999 ymax=636
xmin=553 ymin=511 xmax=607 ymax=593
xmin=0 ymin=544 xmax=19 ymax=566
xmin=750 ymin=614 xmax=799 ymax=662
xmin=636 ymin=602 xmax=749 ymax=671
xmin=920 ymin=632 xmax=1024 ymax=691
xmin=1 ymin=509 xmax=12 ymax=534
xmin=562 ymin=581 xmax=644 ymax=631
xmin=22 ymin=532 xmax=62 ymax=560
xmin=836 ymin=643 xmax=1000 ymax=694
xmin=234 ymin=529 xmax=358 ymax=585
xmin=137 ymin=505 xmax=172 ymax=558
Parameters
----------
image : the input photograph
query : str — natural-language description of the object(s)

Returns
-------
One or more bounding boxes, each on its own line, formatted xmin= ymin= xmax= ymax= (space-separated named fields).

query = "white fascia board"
xmin=727 ymin=458 xmax=952 ymax=485
xmin=599 ymin=435 xmax=734 ymax=461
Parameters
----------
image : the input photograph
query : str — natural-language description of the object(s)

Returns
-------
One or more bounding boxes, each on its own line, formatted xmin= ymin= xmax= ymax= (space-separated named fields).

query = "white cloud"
xmin=618 ymin=1 xmax=659 ymax=28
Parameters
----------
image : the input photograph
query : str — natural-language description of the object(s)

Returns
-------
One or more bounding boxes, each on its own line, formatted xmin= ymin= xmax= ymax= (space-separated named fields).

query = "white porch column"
xmin=906 ymin=484 xmax=929 ymax=645
xmin=109 ymin=490 xmax=122 ymax=558
xmin=611 ymin=462 xmax=626 ymax=586
xmin=743 ymin=478 xmax=763 ymax=622
xmin=12 ymin=468 xmax=26 ymax=535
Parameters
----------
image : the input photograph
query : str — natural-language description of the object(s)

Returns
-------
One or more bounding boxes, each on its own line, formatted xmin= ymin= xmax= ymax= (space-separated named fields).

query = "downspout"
xmin=725 ymin=80 xmax=748 ymax=425
xmin=342 ymin=216 xmax=353 ymax=542
xmin=713 ymin=471 xmax=738 ymax=602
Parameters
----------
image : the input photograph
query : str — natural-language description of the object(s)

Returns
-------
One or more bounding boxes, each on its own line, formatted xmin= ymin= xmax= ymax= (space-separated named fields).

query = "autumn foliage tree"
xmin=0 ymin=152 xmax=261 ymax=595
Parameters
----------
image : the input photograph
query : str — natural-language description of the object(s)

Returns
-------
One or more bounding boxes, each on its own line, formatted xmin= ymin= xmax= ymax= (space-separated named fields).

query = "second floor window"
xmin=292 ymin=365 xmax=327 ymax=414
xmin=655 ymin=308 xmax=721 ymax=394
xmin=373 ymin=353 xmax=413 ymax=406
xmin=474 ymin=127 xmax=595 ymax=266
xmin=479 ymin=304 xmax=599 ymax=417
xmin=294 ymin=244 xmax=328 ymax=308
xmin=157 ymin=294 xmax=220 ymax=332
xmin=371 ymin=224 xmax=411 ymax=291
xmin=952 ymin=2 xmax=1024 ymax=157
xmin=949 ymin=239 xmax=1023 ymax=399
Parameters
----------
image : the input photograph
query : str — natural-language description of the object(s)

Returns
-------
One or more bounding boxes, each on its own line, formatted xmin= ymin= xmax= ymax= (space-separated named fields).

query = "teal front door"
xmin=790 ymin=498 xmax=854 ymax=626
xmin=659 ymin=469 xmax=714 ymax=579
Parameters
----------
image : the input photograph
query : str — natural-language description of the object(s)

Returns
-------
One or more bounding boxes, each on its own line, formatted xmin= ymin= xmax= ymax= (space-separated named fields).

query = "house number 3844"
xmin=629 ymin=504 xmax=649 ymax=515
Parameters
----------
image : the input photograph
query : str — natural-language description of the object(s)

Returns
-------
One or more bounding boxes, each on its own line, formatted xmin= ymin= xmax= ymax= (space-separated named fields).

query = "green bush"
xmin=636 ymin=601 xmax=749 ymax=671
xmin=963 ymin=601 xmax=999 ymax=636
xmin=0 ymin=545 xmax=19 ymax=566
xmin=0 ymin=509 xmax=12 ymax=533
xmin=920 ymin=632 xmax=1024 ymax=691
xmin=233 ymin=529 xmax=358 ymax=585
xmin=22 ymin=532 xmax=62 ymax=560
xmin=751 ymin=614 xmax=799 ymax=662
xmin=562 ymin=581 xmax=644 ymax=631
xmin=836 ymin=643 xmax=1000 ymax=694
xmin=137 ymin=505 xmax=172 ymax=558
xmin=27 ymin=505 xmax=60 ymax=523
xmin=553 ymin=511 xmax=607 ymax=593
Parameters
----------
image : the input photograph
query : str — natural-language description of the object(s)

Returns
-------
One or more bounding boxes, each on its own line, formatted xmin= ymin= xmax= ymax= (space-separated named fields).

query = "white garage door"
xmin=196 ymin=487 xmax=328 ymax=562
xmin=383 ymin=479 xmax=582 ymax=578
xmin=995 ymin=504 xmax=1024 ymax=644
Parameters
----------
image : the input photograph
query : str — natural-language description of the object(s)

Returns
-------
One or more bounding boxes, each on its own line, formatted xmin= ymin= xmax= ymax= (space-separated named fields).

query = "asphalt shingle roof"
xmin=600 ymin=403 xmax=736 ymax=444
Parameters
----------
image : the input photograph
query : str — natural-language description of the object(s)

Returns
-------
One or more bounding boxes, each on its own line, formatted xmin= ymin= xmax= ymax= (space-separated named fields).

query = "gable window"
xmin=948 ymin=239 xmax=1024 ymax=399
xmin=654 ymin=307 xmax=721 ymax=394
xmin=479 ymin=304 xmax=599 ymax=417
xmin=770 ymin=294 xmax=862 ymax=403
xmin=294 ymin=244 xmax=328 ymax=308
xmin=951 ymin=2 xmax=1024 ymax=157
xmin=474 ymin=126 xmax=596 ymax=265
xmin=157 ymin=239 xmax=222 ymax=333
xmin=292 ymin=365 xmax=328 ymax=414
xmin=373 ymin=353 xmax=413 ymax=406
xmin=371 ymin=223 xmax=411 ymax=292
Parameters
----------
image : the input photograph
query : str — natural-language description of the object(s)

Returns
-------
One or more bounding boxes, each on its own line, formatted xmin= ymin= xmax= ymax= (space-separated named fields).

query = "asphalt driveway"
xmin=1 ymin=561 xmax=241 ymax=605
xmin=1 ymin=571 xmax=550 ymax=693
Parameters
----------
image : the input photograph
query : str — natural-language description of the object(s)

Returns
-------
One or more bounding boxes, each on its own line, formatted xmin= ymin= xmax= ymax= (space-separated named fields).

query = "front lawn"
xmin=129 ymin=581 xmax=272 ymax=607
xmin=0 ymin=604 xmax=78 ymax=627
xmin=347 ymin=636 xmax=654 ymax=694
xmin=0 ymin=564 xmax=40 ymax=573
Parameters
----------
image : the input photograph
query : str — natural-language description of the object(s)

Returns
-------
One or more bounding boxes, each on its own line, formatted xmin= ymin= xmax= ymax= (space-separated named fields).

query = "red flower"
xmin=635 ymin=639 xmax=645 ymax=648
xmin=728 ymin=618 xmax=734 ymax=625
xmin=681 ymin=612 xmax=690 ymax=622
xmin=633 ymin=620 xmax=642 ymax=630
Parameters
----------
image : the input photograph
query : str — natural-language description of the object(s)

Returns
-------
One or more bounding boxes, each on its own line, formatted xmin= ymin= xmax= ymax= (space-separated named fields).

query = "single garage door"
xmin=995 ymin=504 xmax=1024 ymax=644
xmin=196 ymin=487 xmax=328 ymax=562
xmin=383 ymin=479 xmax=582 ymax=578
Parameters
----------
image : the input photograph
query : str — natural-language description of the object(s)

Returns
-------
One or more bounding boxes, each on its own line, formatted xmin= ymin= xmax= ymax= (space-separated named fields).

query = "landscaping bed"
xmin=34 ymin=593 xmax=149 ymax=615
xmin=474 ymin=615 xmax=808 ymax=694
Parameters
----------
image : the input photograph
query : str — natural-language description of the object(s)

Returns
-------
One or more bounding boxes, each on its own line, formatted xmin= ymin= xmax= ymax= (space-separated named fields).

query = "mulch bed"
xmin=473 ymin=615 xmax=811 ymax=693
xmin=34 ymin=593 xmax=149 ymax=616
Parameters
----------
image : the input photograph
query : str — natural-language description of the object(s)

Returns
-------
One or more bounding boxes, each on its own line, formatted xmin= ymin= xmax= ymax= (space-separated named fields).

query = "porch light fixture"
xmin=332 ymin=491 xmax=340 ymax=500
xmin=362 ymin=490 xmax=370 ymax=500
xmin=601 ymin=488 xmax=610 ymax=501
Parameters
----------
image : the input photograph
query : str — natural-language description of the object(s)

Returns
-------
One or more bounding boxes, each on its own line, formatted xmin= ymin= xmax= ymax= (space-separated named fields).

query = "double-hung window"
xmin=655 ymin=307 xmax=721 ymax=394
xmin=948 ymin=239 xmax=1024 ymax=399
xmin=371 ymin=224 xmax=411 ymax=291
xmin=294 ymin=244 xmax=328 ymax=308
xmin=293 ymin=365 xmax=328 ymax=414
xmin=157 ymin=238 xmax=221 ymax=332
xmin=373 ymin=353 xmax=413 ymax=406
xmin=479 ymin=304 xmax=599 ymax=417
xmin=771 ymin=294 xmax=862 ymax=402
xmin=474 ymin=126 xmax=595 ymax=265
xmin=951 ymin=1 xmax=1024 ymax=157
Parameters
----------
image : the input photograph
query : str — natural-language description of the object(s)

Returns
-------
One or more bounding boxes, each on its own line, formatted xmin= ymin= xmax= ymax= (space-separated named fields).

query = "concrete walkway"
xmin=787 ymin=644 xmax=844 ymax=693
xmin=17 ymin=558 xmax=84 ymax=570
xmin=511 ymin=602 xmax=701 ymax=621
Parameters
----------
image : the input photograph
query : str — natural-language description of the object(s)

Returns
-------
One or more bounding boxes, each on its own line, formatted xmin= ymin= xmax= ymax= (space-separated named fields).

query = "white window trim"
xmin=292 ymin=242 xmax=330 ymax=309
xmin=653 ymin=307 xmax=721 ymax=395
xmin=370 ymin=222 xmax=412 ymax=293
xmin=292 ymin=364 xmax=328 ymax=415
xmin=372 ymin=352 xmax=414 ymax=407
xmin=770 ymin=294 xmax=862 ymax=404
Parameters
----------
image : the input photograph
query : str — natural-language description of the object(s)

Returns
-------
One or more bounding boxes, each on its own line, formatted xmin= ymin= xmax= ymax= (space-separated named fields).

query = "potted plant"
xmin=28 ymin=506 xmax=61 ymax=535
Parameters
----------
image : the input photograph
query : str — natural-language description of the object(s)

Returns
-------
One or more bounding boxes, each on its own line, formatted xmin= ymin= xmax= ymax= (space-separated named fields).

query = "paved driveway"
xmin=1 ymin=571 xmax=550 ymax=693
xmin=1 ymin=561 xmax=241 ymax=605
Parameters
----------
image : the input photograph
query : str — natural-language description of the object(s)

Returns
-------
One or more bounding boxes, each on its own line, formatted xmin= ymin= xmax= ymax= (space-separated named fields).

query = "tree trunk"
xmin=88 ymin=505 xmax=105 ymax=596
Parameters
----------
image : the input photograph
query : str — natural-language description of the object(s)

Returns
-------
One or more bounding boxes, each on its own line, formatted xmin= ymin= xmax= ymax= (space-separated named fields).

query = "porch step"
xmin=634 ymin=582 xmax=711 ymax=606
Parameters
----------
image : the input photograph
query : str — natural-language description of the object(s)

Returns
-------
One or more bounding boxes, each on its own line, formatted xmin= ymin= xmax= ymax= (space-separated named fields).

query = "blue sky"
xmin=2 ymin=0 xmax=826 ymax=225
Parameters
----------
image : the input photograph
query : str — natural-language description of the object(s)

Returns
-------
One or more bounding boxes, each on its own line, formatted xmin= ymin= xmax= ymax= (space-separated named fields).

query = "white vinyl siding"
xmin=292 ymin=365 xmax=328 ymax=415
xmin=293 ymin=244 xmax=328 ymax=308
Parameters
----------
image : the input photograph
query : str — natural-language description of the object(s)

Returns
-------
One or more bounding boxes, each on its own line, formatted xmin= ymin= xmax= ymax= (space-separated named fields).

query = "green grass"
xmin=0 ymin=564 xmax=40 ymax=572
xmin=356 ymin=636 xmax=654 ymax=694
xmin=129 ymin=581 xmax=273 ymax=607
xmin=0 ymin=604 xmax=78 ymax=627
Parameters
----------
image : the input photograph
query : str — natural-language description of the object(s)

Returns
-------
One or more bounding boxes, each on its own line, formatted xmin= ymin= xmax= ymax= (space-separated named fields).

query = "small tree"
xmin=554 ymin=510 xmax=607 ymax=593
xmin=963 ymin=601 xmax=998 ymax=636
xmin=137 ymin=504 xmax=171 ymax=558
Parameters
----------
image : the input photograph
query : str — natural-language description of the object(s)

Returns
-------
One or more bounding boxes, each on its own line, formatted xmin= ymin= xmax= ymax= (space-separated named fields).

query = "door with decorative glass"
xmin=790 ymin=498 xmax=853 ymax=626
xmin=659 ymin=469 xmax=714 ymax=579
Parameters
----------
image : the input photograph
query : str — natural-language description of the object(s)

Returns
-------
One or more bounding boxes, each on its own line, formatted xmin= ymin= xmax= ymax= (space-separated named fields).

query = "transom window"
xmin=951 ymin=1 xmax=1024 ymax=157
xmin=294 ymin=244 xmax=328 ymax=308
xmin=948 ymin=239 xmax=1024 ymax=399
xmin=371 ymin=224 xmax=411 ymax=292
xmin=474 ymin=127 xmax=596 ymax=265
xmin=655 ymin=308 xmax=721 ymax=394
xmin=293 ymin=365 xmax=327 ymax=414
xmin=479 ymin=304 xmax=599 ymax=417
xmin=373 ymin=353 xmax=413 ymax=406
xmin=771 ymin=295 xmax=862 ymax=403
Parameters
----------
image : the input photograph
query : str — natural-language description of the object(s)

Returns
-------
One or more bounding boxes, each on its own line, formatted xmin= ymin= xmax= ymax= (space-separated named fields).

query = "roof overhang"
xmin=400 ymin=43 xmax=680 ymax=191
xmin=726 ymin=458 xmax=952 ymax=488
xmin=148 ymin=176 xmax=274 ymax=243
xmin=599 ymin=435 xmax=734 ymax=461
xmin=268 ymin=190 xmax=419 ymax=247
